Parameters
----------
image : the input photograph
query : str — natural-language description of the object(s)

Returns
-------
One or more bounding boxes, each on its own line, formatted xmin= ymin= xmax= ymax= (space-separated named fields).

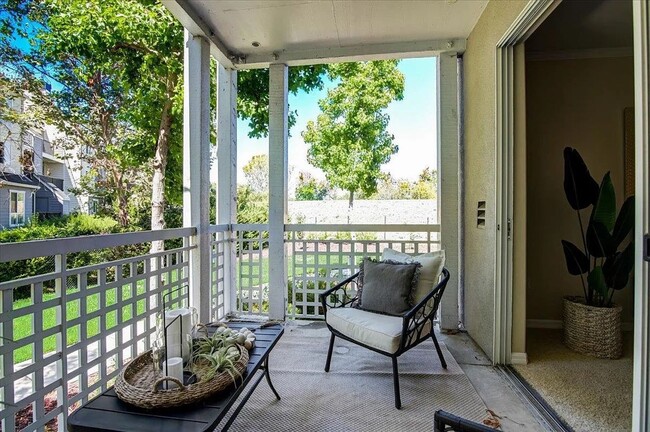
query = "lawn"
xmin=12 ymin=281 xmax=151 ymax=364
xmin=11 ymin=250 xmax=369 ymax=364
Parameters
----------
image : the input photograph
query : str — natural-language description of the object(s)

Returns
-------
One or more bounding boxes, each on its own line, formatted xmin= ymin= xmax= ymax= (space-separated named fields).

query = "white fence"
xmin=285 ymin=224 xmax=441 ymax=319
xmin=0 ymin=223 xmax=439 ymax=430
xmin=230 ymin=223 xmax=441 ymax=319
xmin=0 ymin=228 xmax=210 ymax=432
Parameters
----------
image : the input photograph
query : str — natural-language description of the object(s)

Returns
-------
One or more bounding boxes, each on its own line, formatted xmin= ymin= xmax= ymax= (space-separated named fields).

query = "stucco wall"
xmin=526 ymin=56 xmax=635 ymax=324
xmin=463 ymin=0 xmax=528 ymax=359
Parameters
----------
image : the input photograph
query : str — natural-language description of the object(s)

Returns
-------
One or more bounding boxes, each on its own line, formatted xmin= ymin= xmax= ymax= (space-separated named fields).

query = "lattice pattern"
xmin=209 ymin=227 xmax=228 ymax=322
xmin=0 ymin=232 xmax=193 ymax=432
xmin=286 ymin=225 xmax=440 ymax=319
xmin=234 ymin=224 xmax=269 ymax=316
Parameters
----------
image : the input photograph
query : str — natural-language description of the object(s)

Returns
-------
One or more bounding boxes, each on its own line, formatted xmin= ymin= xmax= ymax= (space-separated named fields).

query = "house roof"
xmin=163 ymin=0 xmax=488 ymax=68
xmin=0 ymin=172 xmax=41 ymax=190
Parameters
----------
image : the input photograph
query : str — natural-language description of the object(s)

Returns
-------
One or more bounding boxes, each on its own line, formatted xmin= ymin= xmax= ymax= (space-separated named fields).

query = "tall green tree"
xmin=0 ymin=0 xmax=330 ymax=240
xmin=302 ymin=61 xmax=405 ymax=207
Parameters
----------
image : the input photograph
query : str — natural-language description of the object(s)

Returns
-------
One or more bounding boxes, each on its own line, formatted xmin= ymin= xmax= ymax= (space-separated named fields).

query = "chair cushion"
xmin=382 ymin=248 xmax=445 ymax=305
xmin=358 ymin=258 xmax=420 ymax=316
xmin=326 ymin=307 xmax=431 ymax=354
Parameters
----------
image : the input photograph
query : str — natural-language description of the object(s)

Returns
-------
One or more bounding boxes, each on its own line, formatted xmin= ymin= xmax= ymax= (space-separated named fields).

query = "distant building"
xmin=0 ymin=93 xmax=90 ymax=229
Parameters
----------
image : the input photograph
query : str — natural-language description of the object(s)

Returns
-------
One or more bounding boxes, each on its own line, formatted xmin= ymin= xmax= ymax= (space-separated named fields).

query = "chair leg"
xmin=392 ymin=357 xmax=402 ymax=409
xmin=325 ymin=333 xmax=335 ymax=372
xmin=432 ymin=333 xmax=447 ymax=369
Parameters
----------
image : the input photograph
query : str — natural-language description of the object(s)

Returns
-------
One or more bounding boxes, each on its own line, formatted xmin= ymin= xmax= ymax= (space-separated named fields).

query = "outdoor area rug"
xmin=514 ymin=328 xmax=633 ymax=432
xmin=217 ymin=323 xmax=488 ymax=431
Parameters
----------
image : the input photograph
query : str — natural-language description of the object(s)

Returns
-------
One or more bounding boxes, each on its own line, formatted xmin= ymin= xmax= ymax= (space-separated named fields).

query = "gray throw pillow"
xmin=358 ymin=258 xmax=420 ymax=316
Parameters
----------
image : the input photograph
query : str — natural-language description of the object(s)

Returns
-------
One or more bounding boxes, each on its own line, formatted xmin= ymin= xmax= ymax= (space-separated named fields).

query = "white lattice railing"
xmin=229 ymin=223 xmax=441 ymax=319
xmin=0 ymin=222 xmax=439 ymax=430
xmin=232 ymin=224 xmax=269 ymax=316
xmin=209 ymin=224 xmax=230 ymax=321
xmin=285 ymin=224 xmax=441 ymax=319
xmin=0 ymin=228 xmax=216 ymax=432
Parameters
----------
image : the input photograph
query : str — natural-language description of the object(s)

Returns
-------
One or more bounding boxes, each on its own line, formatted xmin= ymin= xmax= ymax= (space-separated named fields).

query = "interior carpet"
xmin=513 ymin=328 xmax=633 ymax=432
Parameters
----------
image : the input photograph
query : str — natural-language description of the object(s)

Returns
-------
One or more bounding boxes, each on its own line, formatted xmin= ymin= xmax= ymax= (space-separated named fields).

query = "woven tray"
xmin=114 ymin=344 xmax=249 ymax=409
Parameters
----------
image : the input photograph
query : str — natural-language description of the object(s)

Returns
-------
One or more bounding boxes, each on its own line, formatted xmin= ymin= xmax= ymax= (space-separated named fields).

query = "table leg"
xmin=263 ymin=356 xmax=281 ymax=400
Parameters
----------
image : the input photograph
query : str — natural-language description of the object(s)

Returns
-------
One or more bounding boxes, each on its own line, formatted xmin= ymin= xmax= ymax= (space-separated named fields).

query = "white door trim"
xmin=493 ymin=0 xmax=557 ymax=365
xmin=633 ymin=2 xmax=650 ymax=431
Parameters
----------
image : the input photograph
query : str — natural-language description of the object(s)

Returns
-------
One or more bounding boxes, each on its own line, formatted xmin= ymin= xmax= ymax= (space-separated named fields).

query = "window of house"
xmin=0 ymin=142 xmax=4 ymax=164
xmin=9 ymin=191 xmax=25 ymax=227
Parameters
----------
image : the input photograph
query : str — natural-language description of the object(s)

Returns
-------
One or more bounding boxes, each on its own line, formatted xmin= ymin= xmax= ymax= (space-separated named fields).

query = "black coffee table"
xmin=67 ymin=321 xmax=284 ymax=432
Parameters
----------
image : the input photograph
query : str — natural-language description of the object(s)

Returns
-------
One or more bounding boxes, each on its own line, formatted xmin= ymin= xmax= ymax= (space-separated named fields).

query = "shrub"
xmin=0 ymin=214 xmax=148 ymax=299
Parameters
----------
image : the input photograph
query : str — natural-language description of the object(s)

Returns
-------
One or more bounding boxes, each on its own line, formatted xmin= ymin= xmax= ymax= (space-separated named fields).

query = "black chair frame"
xmin=433 ymin=410 xmax=495 ymax=432
xmin=319 ymin=267 xmax=450 ymax=409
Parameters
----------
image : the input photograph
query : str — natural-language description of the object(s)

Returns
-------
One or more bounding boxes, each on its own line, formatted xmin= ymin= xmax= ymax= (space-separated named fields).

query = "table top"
xmin=67 ymin=321 xmax=284 ymax=432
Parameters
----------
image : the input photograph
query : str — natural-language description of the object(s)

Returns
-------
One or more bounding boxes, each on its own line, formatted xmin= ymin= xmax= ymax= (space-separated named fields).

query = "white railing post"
xmin=183 ymin=30 xmax=211 ymax=323
xmin=216 ymin=63 xmax=238 ymax=316
xmin=54 ymin=253 xmax=68 ymax=432
xmin=268 ymin=63 xmax=289 ymax=320
xmin=1 ymin=287 xmax=14 ymax=432
xmin=438 ymin=52 xmax=461 ymax=330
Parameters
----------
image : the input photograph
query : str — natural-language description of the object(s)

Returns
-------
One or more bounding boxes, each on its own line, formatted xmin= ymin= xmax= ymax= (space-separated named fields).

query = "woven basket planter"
xmin=563 ymin=296 xmax=622 ymax=359
xmin=114 ymin=344 xmax=249 ymax=409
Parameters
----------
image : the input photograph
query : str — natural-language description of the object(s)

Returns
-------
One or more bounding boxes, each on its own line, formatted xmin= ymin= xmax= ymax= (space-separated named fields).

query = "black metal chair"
xmin=319 ymin=267 xmax=450 ymax=409
xmin=434 ymin=410 xmax=496 ymax=432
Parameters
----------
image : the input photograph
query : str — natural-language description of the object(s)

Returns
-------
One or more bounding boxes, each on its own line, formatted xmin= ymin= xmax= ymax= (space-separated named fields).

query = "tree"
xmin=302 ymin=61 xmax=405 ymax=207
xmin=237 ymin=66 xmax=329 ymax=138
xmin=1 ymin=0 xmax=183 ymax=245
xmin=1 ymin=0 xmax=330 ymax=241
xmin=242 ymin=154 xmax=269 ymax=193
xmin=295 ymin=171 xmax=328 ymax=201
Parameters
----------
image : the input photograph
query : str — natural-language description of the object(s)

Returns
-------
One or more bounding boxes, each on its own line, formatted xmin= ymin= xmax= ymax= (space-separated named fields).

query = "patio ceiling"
xmin=163 ymin=0 xmax=488 ymax=68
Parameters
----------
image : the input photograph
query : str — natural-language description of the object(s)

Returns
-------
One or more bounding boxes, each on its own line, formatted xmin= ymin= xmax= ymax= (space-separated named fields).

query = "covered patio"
xmin=1 ymin=0 xmax=649 ymax=431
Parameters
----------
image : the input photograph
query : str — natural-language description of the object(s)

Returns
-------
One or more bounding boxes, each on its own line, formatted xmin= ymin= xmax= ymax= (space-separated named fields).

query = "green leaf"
xmin=586 ymin=220 xmax=615 ymax=258
xmin=561 ymin=240 xmax=589 ymax=275
xmin=603 ymin=242 xmax=635 ymax=290
xmin=612 ymin=196 xmax=635 ymax=247
xmin=563 ymin=147 xmax=600 ymax=210
xmin=591 ymin=172 xmax=616 ymax=232
xmin=587 ymin=266 xmax=608 ymax=299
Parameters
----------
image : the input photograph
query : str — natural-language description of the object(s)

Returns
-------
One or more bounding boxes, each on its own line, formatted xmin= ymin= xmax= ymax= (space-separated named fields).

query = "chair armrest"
xmin=319 ymin=271 xmax=360 ymax=313
xmin=400 ymin=268 xmax=450 ymax=351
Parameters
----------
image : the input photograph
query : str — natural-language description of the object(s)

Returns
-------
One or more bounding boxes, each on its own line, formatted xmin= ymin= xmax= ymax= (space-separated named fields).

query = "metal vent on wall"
xmin=477 ymin=201 xmax=486 ymax=228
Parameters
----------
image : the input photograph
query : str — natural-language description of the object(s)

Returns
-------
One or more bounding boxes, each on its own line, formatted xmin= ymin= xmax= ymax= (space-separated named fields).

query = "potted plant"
xmin=561 ymin=147 xmax=634 ymax=359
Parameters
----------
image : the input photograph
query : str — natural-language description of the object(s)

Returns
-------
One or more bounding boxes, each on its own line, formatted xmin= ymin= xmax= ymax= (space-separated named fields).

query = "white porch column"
xmin=183 ymin=30 xmax=211 ymax=323
xmin=438 ymin=52 xmax=460 ymax=330
xmin=268 ymin=63 xmax=289 ymax=321
xmin=216 ymin=63 xmax=238 ymax=316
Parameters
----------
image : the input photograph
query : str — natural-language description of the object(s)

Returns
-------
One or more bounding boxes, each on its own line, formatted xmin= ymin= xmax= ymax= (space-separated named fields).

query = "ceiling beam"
xmin=236 ymin=38 xmax=467 ymax=69
xmin=163 ymin=0 xmax=238 ymax=68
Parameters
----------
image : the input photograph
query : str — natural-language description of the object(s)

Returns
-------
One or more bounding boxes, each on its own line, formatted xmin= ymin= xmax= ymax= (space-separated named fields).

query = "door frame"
xmin=496 ymin=0 xmax=650 ymax=429
xmin=493 ymin=0 xmax=557 ymax=364
xmin=633 ymin=2 xmax=650 ymax=431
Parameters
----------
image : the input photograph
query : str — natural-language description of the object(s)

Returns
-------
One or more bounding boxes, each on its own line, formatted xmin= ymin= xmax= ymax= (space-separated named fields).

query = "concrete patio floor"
xmin=435 ymin=329 xmax=551 ymax=431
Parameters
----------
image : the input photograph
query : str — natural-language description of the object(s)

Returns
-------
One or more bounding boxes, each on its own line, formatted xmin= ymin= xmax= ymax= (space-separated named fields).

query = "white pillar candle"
xmin=164 ymin=308 xmax=193 ymax=339
xmin=165 ymin=334 xmax=191 ymax=363
xmin=161 ymin=357 xmax=184 ymax=389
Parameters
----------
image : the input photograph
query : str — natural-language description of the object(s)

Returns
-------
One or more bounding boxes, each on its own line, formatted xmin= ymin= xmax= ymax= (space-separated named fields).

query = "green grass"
xmin=12 ymin=281 xmax=153 ymax=364
xmin=11 ymin=250 xmax=369 ymax=364
xmin=237 ymin=252 xmax=367 ymax=287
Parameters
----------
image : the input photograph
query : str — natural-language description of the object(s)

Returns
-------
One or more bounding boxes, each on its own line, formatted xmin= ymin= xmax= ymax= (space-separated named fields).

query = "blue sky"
xmin=226 ymin=57 xmax=438 ymax=183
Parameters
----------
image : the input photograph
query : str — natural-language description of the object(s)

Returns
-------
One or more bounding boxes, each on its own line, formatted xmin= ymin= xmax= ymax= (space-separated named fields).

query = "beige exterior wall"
xmin=463 ymin=0 xmax=528 ymax=359
xmin=526 ymin=56 xmax=636 ymax=324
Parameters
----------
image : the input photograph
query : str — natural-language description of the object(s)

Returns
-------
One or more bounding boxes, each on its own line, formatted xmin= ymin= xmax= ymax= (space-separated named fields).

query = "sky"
xmin=213 ymin=57 xmax=438 ymax=184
